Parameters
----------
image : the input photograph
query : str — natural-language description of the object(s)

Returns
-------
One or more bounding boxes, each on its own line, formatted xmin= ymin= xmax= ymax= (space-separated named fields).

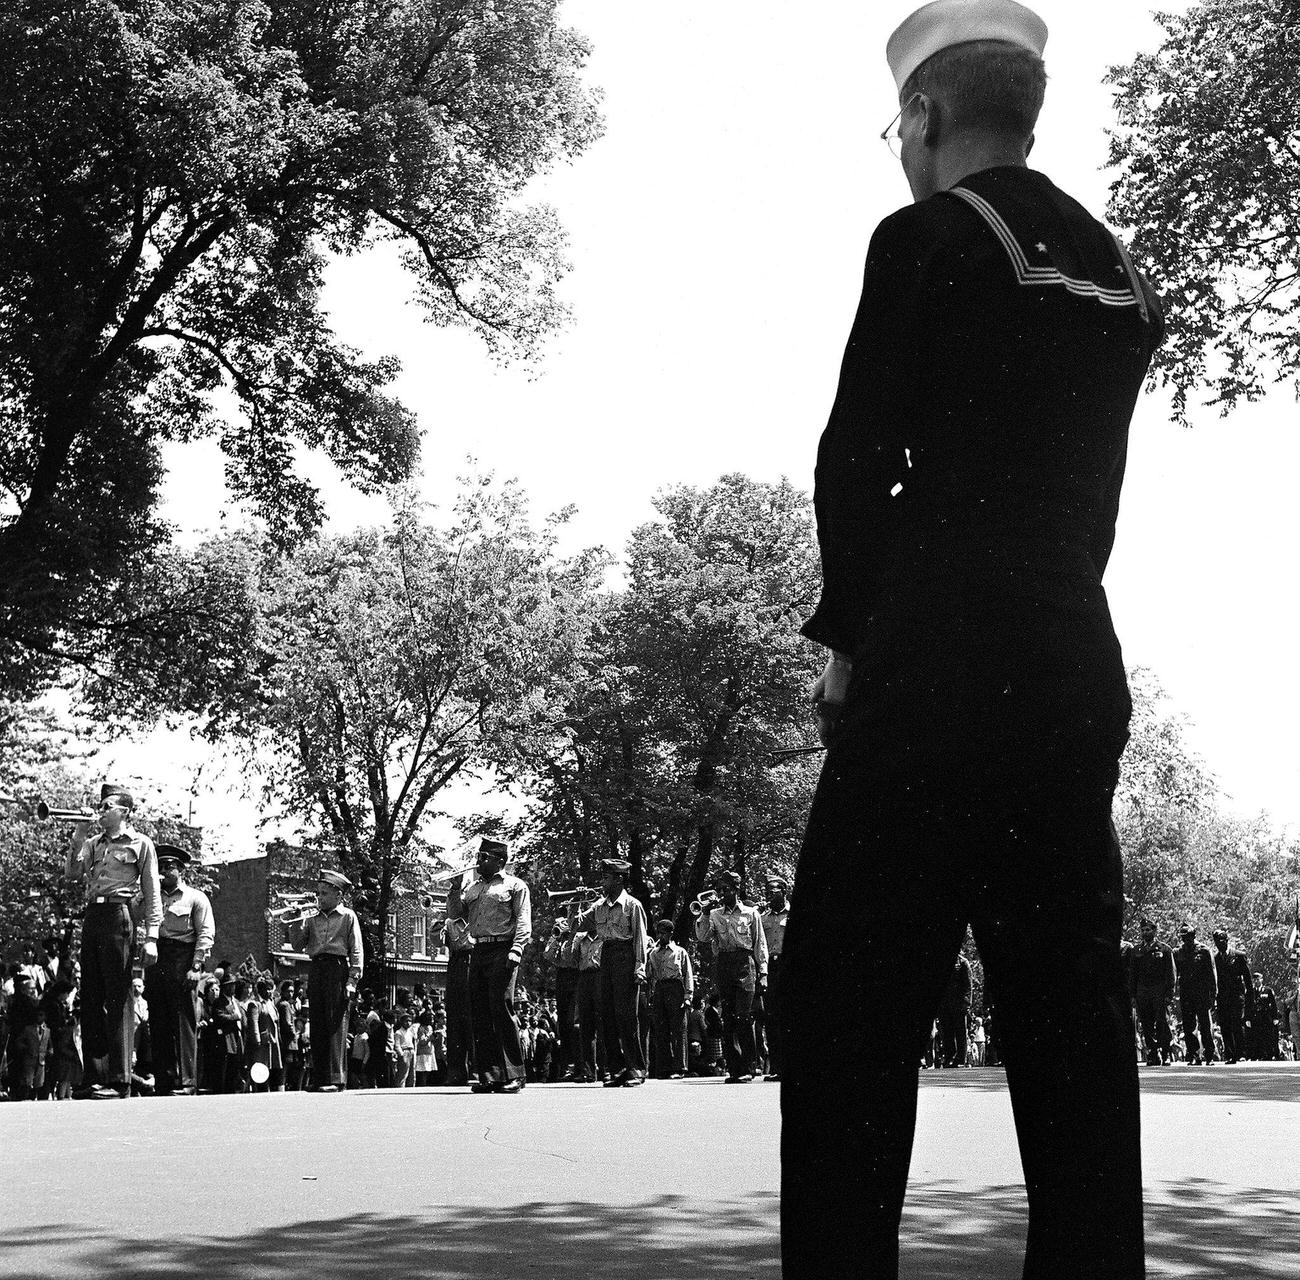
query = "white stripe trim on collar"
xmin=949 ymin=186 xmax=1140 ymax=309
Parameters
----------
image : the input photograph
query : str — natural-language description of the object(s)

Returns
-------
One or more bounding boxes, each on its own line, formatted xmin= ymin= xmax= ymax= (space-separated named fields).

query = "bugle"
xmin=689 ymin=891 xmax=720 ymax=917
xmin=265 ymin=892 xmax=318 ymax=925
xmin=35 ymin=800 xmax=97 ymax=822
xmin=545 ymin=887 xmax=601 ymax=904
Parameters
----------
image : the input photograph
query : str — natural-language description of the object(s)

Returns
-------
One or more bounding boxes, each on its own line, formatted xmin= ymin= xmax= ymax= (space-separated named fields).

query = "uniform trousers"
xmin=715 ymin=949 xmax=758 ymax=1078
xmin=1135 ymin=990 xmax=1173 ymax=1062
xmin=468 ymin=940 xmax=525 ymax=1084
xmin=575 ymin=969 xmax=605 ymax=1078
xmin=758 ymin=954 xmax=783 ymax=1074
xmin=79 ymin=902 xmax=136 ymax=1088
xmin=1178 ymin=997 xmax=1216 ymax=1063
xmin=1216 ymin=997 xmax=1246 ymax=1061
xmin=597 ymin=940 xmax=645 ymax=1079
xmin=937 ymin=1004 xmax=969 ymax=1067
xmin=651 ymin=979 xmax=688 ymax=1076
xmin=306 ymin=954 xmax=350 ymax=1087
xmin=554 ymin=967 xmax=581 ymax=1074
xmin=781 ymin=740 xmax=1142 ymax=1280
xmin=444 ymin=949 xmax=474 ymax=1084
xmin=144 ymin=938 xmax=198 ymax=1091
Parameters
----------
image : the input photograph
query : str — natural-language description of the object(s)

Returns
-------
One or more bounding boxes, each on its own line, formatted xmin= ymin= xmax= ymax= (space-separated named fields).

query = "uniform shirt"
xmin=158 ymin=882 xmax=216 ymax=956
xmin=803 ymin=167 xmax=1163 ymax=768
xmin=459 ymin=873 xmax=531 ymax=962
xmin=288 ymin=906 xmax=364 ymax=983
xmin=646 ymin=940 xmax=694 ymax=998
xmin=1212 ymin=947 xmax=1251 ymax=1004
xmin=577 ymin=934 xmax=603 ymax=972
xmin=67 ymin=825 xmax=163 ymax=937
xmin=695 ymin=900 xmax=769 ymax=980
xmin=1132 ymin=939 xmax=1176 ymax=994
xmin=575 ymin=892 xmax=649 ymax=980
xmin=761 ymin=905 xmax=789 ymax=960
xmin=1173 ymin=942 xmax=1217 ymax=1003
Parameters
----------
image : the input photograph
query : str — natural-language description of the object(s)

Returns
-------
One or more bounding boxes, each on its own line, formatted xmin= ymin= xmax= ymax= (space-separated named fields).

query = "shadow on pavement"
xmin=3 ymin=1180 xmax=1294 ymax=1279
xmin=902 ymin=1178 xmax=1299 ymax=1279
xmin=918 ymin=1062 xmax=1299 ymax=1105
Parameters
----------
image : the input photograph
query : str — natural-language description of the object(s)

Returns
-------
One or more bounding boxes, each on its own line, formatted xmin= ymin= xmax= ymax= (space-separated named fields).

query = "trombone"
xmin=689 ymin=891 xmax=720 ymax=917
xmin=265 ymin=893 xmax=318 ymax=925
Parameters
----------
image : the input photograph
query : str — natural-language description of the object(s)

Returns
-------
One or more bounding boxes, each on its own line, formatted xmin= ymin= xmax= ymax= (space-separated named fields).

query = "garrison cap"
xmin=1179 ymin=921 xmax=1196 ymax=935
xmin=713 ymin=870 xmax=742 ymax=889
xmin=100 ymin=783 xmax=134 ymax=810
xmin=155 ymin=843 xmax=192 ymax=866
xmin=318 ymin=869 xmax=352 ymax=890
xmin=764 ymin=874 xmax=789 ymax=890
xmin=1212 ymin=927 xmax=1229 ymax=940
xmin=886 ymin=0 xmax=1048 ymax=94
xmin=478 ymin=838 xmax=509 ymax=859
xmin=600 ymin=858 xmax=631 ymax=877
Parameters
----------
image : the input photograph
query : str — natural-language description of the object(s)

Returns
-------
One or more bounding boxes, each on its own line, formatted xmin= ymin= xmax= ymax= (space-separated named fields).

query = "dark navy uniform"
xmin=1211 ymin=938 xmax=1250 ymax=1061
xmin=782 ymin=167 xmax=1162 ymax=1280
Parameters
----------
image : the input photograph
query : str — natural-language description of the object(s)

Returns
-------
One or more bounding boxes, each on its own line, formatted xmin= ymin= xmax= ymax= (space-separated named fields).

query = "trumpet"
xmin=265 ymin=893 xmax=318 ymax=925
xmin=545 ymin=887 xmax=601 ymax=904
xmin=689 ymin=891 xmax=720 ymax=917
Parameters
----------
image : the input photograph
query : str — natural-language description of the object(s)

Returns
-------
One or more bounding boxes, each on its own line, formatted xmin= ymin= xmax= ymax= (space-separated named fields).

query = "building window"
xmin=387 ymin=912 xmax=397 ymax=956
xmin=412 ymin=916 xmax=427 ymax=957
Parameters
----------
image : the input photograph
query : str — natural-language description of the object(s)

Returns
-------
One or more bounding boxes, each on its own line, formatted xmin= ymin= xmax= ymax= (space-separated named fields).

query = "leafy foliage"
xmin=0 ymin=0 xmax=603 ymax=691
xmin=1106 ymin=0 xmax=1300 ymax=422
xmin=521 ymin=475 xmax=824 ymax=938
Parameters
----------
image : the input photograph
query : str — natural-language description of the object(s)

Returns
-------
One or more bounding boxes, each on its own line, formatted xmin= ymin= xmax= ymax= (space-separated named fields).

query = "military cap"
xmin=887 ymin=0 xmax=1049 ymax=94
xmin=318 ymin=869 xmax=352 ymax=890
xmin=478 ymin=837 xmax=509 ymax=859
xmin=1212 ymin=927 xmax=1228 ymax=940
xmin=1138 ymin=917 xmax=1155 ymax=929
xmin=100 ymin=783 xmax=135 ymax=810
xmin=1179 ymin=922 xmax=1196 ymax=935
xmin=155 ymin=843 xmax=193 ymax=866
xmin=713 ymin=870 xmax=742 ymax=889
xmin=600 ymin=858 xmax=631 ymax=877
xmin=764 ymin=874 xmax=789 ymax=890
xmin=553 ymin=919 xmax=572 ymax=936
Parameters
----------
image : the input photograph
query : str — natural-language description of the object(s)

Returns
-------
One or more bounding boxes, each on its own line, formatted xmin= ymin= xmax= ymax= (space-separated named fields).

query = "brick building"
xmin=210 ymin=841 xmax=451 ymax=996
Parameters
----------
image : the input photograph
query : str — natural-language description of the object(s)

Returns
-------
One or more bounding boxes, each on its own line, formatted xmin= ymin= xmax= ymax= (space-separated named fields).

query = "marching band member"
xmin=65 ymin=784 xmax=161 ymax=1100
xmin=573 ymin=859 xmax=649 ymax=1087
xmin=757 ymin=874 xmax=790 ymax=1080
xmin=288 ymin=870 xmax=363 ymax=1093
xmin=146 ymin=843 xmax=214 ymax=1095
xmin=646 ymin=918 xmax=694 ymax=1078
xmin=694 ymin=870 xmax=767 ymax=1082
xmin=454 ymin=838 xmax=531 ymax=1094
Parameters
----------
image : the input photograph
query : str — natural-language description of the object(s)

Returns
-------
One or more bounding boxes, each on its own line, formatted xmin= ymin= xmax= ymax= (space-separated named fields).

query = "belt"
xmin=476 ymin=934 xmax=516 ymax=945
xmin=311 ymin=953 xmax=349 ymax=963
xmin=88 ymin=896 xmax=131 ymax=907
xmin=158 ymin=937 xmax=195 ymax=946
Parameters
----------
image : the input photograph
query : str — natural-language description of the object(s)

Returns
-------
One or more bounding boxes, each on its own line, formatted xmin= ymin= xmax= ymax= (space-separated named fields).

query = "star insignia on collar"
xmin=1034 ymin=242 xmax=1048 ymax=254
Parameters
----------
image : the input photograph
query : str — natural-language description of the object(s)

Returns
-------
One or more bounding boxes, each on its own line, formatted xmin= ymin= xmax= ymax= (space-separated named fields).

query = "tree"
xmin=1106 ymin=0 xmax=1300 ymax=422
xmin=101 ymin=477 xmax=606 ymax=988
xmin=0 ymin=0 xmax=603 ymax=691
xmin=523 ymin=475 xmax=823 ymax=939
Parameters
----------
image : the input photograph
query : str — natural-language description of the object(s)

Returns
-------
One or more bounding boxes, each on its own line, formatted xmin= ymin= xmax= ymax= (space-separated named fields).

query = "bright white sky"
xmin=132 ymin=0 xmax=1298 ymax=854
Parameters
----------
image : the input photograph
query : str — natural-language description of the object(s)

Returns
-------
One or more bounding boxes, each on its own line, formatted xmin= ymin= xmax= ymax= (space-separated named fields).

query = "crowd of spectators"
xmin=4 ymin=933 xmax=1299 ymax=1100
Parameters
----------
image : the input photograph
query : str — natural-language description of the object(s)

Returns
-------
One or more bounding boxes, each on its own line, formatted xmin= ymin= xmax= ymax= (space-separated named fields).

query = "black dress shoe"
xmin=621 ymin=1074 xmax=644 ymax=1087
xmin=495 ymin=1080 xmax=524 ymax=1094
xmin=85 ymin=1084 xmax=128 ymax=1100
xmin=471 ymin=1081 xmax=496 ymax=1093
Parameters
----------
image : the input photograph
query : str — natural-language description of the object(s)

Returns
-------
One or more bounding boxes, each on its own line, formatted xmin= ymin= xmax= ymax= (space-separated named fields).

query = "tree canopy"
xmin=0 ymin=0 xmax=603 ymax=692
xmin=1106 ymin=0 xmax=1300 ymax=422
xmin=521 ymin=475 xmax=824 ymax=938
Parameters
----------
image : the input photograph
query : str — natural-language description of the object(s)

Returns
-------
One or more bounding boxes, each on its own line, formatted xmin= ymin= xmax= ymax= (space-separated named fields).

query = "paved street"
xmin=2 ymin=1064 xmax=1297 ymax=1279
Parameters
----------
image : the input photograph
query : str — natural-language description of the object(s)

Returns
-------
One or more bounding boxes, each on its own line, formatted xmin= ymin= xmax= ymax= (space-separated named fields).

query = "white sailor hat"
xmin=886 ymin=0 xmax=1048 ymax=94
